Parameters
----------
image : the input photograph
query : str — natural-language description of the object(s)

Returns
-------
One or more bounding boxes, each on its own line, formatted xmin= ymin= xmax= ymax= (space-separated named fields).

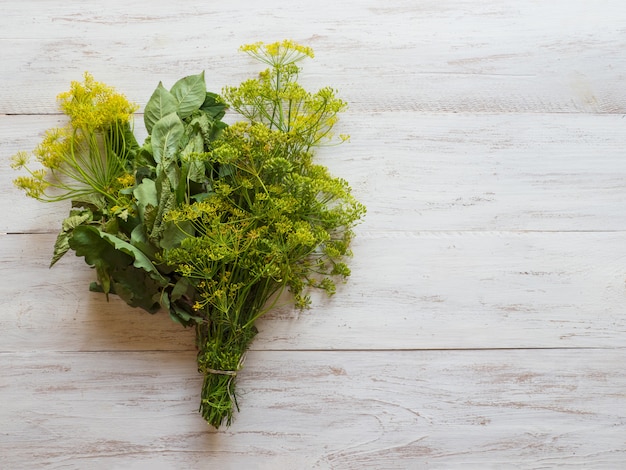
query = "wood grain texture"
xmin=2 ymin=0 xmax=626 ymax=468
xmin=2 ymin=349 xmax=625 ymax=469
xmin=1 ymin=1 xmax=626 ymax=114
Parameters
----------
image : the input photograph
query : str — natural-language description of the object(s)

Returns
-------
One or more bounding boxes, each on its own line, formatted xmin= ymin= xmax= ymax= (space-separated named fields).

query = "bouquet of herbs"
xmin=12 ymin=40 xmax=365 ymax=428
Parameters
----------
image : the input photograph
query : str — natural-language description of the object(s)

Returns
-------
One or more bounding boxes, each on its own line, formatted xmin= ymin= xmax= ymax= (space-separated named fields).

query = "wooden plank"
xmin=2 ymin=349 xmax=625 ymax=468
xmin=1 ymin=1 xmax=626 ymax=114
xmin=3 ymin=112 xmax=626 ymax=233
xmin=3 ymin=231 xmax=625 ymax=352
xmin=340 ymin=112 xmax=626 ymax=232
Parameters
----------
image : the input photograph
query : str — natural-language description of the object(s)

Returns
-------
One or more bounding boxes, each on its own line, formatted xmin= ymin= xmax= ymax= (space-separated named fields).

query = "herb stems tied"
xmin=196 ymin=321 xmax=255 ymax=427
xmin=12 ymin=40 xmax=365 ymax=428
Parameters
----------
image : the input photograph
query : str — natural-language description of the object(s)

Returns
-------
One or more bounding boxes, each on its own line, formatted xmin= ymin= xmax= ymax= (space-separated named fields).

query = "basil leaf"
xmin=171 ymin=72 xmax=206 ymax=119
xmin=50 ymin=211 xmax=93 ymax=267
xmin=111 ymin=266 xmax=163 ymax=313
xmin=151 ymin=113 xmax=184 ymax=164
xmin=70 ymin=225 xmax=166 ymax=283
xmin=200 ymin=91 xmax=227 ymax=120
xmin=133 ymin=178 xmax=158 ymax=219
xmin=144 ymin=82 xmax=178 ymax=134
xmin=160 ymin=220 xmax=194 ymax=250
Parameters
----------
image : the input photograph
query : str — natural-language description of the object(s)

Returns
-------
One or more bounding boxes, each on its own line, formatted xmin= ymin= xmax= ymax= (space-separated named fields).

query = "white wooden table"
xmin=2 ymin=1 xmax=626 ymax=468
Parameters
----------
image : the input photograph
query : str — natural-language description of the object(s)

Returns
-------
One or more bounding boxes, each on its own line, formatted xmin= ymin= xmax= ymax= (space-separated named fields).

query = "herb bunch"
xmin=12 ymin=40 xmax=365 ymax=428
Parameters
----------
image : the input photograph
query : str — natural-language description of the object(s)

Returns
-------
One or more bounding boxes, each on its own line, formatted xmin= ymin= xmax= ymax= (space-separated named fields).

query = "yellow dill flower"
xmin=239 ymin=41 xmax=263 ymax=53
xmin=288 ymin=222 xmax=316 ymax=248
xmin=33 ymin=127 xmax=73 ymax=169
xmin=179 ymin=264 xmax=193 ymax=277
xmin=10 ymin=151 xmax=30 ymax=170
xmin=265 ymin=39 xmax=314 ymax=59
xmin=13 ymin=170 xmax=49 ymax=199
xmin=116 ymin=173 xmax=135 ymax=188
xmin=57 ymin=72 xmax=139 ymax=131
xmin=239 ymin=40 xmax=314 ymax=67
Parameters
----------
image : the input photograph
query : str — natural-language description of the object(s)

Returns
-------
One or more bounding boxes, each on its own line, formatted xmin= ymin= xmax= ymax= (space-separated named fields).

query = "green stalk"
xmin=195 ymin=314 xmax=258 ymax=428
xmin=193 ymin=264 xmax=285 ymax=428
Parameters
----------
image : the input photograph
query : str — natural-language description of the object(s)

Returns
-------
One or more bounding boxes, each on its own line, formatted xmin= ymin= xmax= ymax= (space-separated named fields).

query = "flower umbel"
xmin=224 ymin=41 xmax=347 ymax=153
xmin=12 ymin=73 xmax=139 ymax=205
xmin=58 ymin=72 xmax=139 ymax=131
xmin=239 ymin=39 xmax=314 ymax=67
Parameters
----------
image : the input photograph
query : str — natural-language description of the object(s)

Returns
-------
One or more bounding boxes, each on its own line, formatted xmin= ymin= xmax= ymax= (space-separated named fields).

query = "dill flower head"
xmin=13 ymin=170 xmax=48 ymax=199
xmin=10 ymin=151 xmax=30 ymax=170
xmin=239 ymin=40 xmax=314 ymax=67
xmin=223 ymin=44 xmax=347 ymax=151
xmin=12 ymin=73 xmax=139 ymax=203
xmin=57 ymin=72 xmax=139 ymax=131
xmin=116 ymin=173 xmax=135 ymax=188
xmin=33 ymin=127 xmax=72 ymax=169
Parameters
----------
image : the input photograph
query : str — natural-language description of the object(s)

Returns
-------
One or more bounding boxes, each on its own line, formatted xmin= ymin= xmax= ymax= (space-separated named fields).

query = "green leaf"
xmin=200 ymin=91 xmax=227 ymax=120
xmin=171 ymin=72 xmax=206 ymax=119
xmin=151 ymin=113 xmax=184 ymax=164
xmin=143 ymin=204 xmax=158 ymax=235
xmin=103 ymin=216 xmax=119 ymax=234
xmin=109 ymin=121 xmax=140 ymax=160
xmin=179 ymin=132 xmax=205 ymax=181
xmin=70 ymin=193 xmax=106 ymax=211
xmin=90 ymin=268 xmax=163 ymax=314
xmin=136 ymin=137 xmax=156 ymax=167
xmin=51 ymin=232 xmax=71 ymax=268
xmin=70 ymin=225 xmax=166 ymax=284
xmin=133 ymin=178 xmax=158 ymax=220
xmin=62 ymin=210 xmax=92 ymax=232
xmin=169 ymin=304 xmax=203 ymax=327
xmin=159 ymin=290 xmax=171 ymax=310
xmin=130 ymin=224 xmax=159 ymax=260
xmin=70 ymin=225 xmax=132 ymax=268
xmin=181 ymin=130 xmax=204 ymax=159
xmin=162 ymin=160 xmax=181 ymax=192
xmin=69 ymin=225 xmax=133 ymax=295
xmin=171 ymin=276 xmax=192 ymax=302
xmin=96 ymin=263 xmax=111 ymax=296
xmin=50 ymin=210 xmax=93 ymax=267
xmin=188 ymin=113 xmax=216 ymax=148
xmin=111 ymin=266 xmax=163 ymax=313
xmin=219 ymin=163 xmax=235 ymax=179
xmin=160 ymin=220 xmax=194 ymax=250
xmin=187 ymin=158 xmax=206 ymax=183
xmin=99 ymin=231 xmax=166 ymax=283
xmin=121 ymin=121 xmax=141 ymax=156
xmin=144 ymin=83 xmax=179 ymax=134
xmin=191 ymin=191 xmax=212 ymax=202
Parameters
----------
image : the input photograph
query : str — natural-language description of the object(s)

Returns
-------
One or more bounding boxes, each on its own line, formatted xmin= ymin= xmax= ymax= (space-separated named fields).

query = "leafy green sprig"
xmin=223 ymin=40 xmax=349 ymax=154
xmin=11 ymin=72 xmax=139 ymax=205
xmin=158 ymin=41 xmax=364 ymax=425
